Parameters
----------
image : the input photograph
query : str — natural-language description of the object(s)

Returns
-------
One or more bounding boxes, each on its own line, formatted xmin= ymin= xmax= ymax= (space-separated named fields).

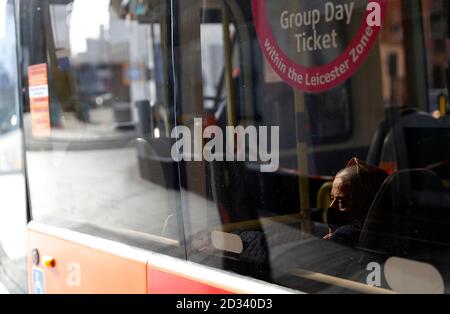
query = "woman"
xmin=323 ymin=158 xmax=388 ymax=246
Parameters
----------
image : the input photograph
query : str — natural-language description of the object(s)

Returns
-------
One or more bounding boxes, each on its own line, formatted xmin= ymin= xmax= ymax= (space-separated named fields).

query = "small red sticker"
xmin=28 ymin=64 xmax=51 ymax=137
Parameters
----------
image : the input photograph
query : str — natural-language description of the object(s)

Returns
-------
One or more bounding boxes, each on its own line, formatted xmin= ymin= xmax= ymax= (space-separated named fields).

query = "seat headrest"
xmin=358 ymin=169 xmax=448 ymax=257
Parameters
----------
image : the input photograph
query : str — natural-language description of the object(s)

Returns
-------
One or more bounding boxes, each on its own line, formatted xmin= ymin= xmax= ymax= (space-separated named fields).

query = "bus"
xmin=0 ymin=0 xmax=450 ymax=294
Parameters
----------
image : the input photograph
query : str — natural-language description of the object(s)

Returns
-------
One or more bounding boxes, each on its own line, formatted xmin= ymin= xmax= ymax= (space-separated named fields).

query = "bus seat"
xmin=357 ymin=169 xmax=448 ymax=258
xmin=316 ymin=181 xmax=332 ymax=224
xmin=135 ymin=137 xmax=180 ymax=190
xmin=366 ymin=107 xmax=424 ymax=166
xmin=444 ymin=180 xmax=450 ymax=189
xmin=378 ymin=112 xmax=443 ymax=171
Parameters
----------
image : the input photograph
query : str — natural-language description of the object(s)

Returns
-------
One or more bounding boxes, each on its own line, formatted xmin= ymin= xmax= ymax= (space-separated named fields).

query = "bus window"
xmin=21 ymin=0 xmax=184 ymax=257
xmin=0 ymin=0 xmax=28 ymax=293
xmin=0 ymin=0 xmax=22 ymax=173
xmin=176 ymin=0 xmax=450 ymax=294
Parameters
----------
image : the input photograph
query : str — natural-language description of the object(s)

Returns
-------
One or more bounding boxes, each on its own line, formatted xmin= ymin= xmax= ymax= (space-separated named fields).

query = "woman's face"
xmin=330 ymin=175 xmax=354 ymax=213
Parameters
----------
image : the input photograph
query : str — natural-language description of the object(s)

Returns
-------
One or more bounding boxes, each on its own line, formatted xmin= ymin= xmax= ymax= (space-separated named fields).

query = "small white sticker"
xmin=29 ymin=85 xmax=49 ymax=99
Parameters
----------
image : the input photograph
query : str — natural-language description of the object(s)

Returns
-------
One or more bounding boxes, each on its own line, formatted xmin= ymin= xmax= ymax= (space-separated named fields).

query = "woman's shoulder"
xmin=331 ymin=224 xmax=363 ymax=246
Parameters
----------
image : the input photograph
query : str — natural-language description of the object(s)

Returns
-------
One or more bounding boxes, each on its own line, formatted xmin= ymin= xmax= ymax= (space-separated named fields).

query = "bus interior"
xmin=0 ymin=0 xmax=449 ymax=293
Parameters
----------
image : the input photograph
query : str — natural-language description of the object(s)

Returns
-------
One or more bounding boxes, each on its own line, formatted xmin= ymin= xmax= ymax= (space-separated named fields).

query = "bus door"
xmin=22 ymin=0 xmax=186 ymax=293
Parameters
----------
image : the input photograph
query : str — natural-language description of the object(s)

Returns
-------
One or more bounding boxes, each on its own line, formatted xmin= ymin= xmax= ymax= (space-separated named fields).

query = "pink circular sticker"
xmin=252 ymin=0 xmax=387 ymax=93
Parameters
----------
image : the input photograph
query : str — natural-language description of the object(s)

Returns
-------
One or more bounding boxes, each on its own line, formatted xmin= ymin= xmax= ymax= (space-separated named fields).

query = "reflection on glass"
xmin=18 ymin=0 xmax=450 ymax=294
xmin=0 ymin=0 xmax=22 ymax=173
xmin=177 ymin=0 xmax=450 ymax=294
xmin=23 ymin=0 xmax=183 ymax=256
xmin=0 ymin=0 xmax=28 ymax=294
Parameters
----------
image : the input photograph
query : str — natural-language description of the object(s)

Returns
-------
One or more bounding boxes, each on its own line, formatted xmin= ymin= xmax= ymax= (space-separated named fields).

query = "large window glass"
xmin=19 ymin=0 xmax=450 ymax=294
xmin=175 ymin=0 xmax=450 ymax=294
xmin=0 ymin=0 xmax=27 ymax=293
xmin=21 ymin=0 xmax=184 ymax=257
